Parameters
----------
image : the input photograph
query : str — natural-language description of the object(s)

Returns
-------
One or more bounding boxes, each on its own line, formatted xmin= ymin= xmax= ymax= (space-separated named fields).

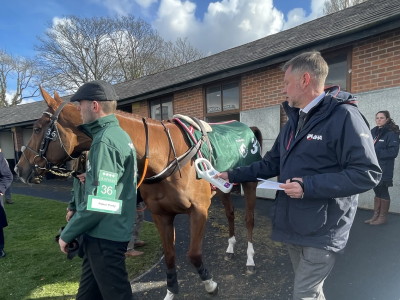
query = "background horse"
xmin=14 ymin=88 xmax=260 ymax=299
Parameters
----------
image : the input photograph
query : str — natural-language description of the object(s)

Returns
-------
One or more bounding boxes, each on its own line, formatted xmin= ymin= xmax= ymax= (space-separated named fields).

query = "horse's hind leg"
xmin=152 ymin=214 xmax=179 ymax=300
xmin=188 ymin=206 xmax=218 ymax=295
xmin=220 ymin=191 xmax=236 ymax=260
xmin=242 ymin=182 xmax=258 ymax=274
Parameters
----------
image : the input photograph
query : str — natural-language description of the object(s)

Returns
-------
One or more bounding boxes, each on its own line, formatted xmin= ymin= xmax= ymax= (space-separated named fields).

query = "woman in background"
xmin=365 ymin=111 xmax=400 ymax=225
xmin=0 ymin=152 xmax=14 ymax=257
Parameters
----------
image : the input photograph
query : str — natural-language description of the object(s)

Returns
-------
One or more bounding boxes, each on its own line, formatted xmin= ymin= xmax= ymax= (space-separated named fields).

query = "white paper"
xmin=257 ymin=178 xmax=284 ymax=190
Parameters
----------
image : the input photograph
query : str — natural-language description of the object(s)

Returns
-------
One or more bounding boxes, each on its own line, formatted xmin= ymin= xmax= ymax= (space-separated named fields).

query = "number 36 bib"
xmin=87 ymin=170 xmax=122 ymax=214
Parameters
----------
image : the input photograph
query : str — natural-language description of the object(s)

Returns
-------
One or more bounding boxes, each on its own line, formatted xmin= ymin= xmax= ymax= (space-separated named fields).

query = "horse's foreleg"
xmin=243 ymin=182 xmax=258 ymax=274
xmin=220 ymin=192 xmax=236 ymax=260
xmin=188 ymin=207 xmax=218 ymax=295
xmin=152 ymin=214 xmax=179 ymax=299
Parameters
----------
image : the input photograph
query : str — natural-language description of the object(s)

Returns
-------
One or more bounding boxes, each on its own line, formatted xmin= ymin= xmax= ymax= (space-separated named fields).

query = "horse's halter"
xmin=21 ymin=102 xmax=78 ymax=180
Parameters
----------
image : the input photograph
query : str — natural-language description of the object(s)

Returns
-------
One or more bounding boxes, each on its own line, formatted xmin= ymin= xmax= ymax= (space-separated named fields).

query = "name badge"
xmin=87 ymin=196 xmax=122 ymax=214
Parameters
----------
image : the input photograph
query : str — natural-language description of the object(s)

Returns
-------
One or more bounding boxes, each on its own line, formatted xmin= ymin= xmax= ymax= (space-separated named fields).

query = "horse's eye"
xmin=33 ymin=127 xmax=41 ymax=134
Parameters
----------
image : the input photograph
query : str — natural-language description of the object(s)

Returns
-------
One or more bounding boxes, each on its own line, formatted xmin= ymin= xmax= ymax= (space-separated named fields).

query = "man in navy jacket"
xmin=217 ymin=51 xmax=381 ymax=299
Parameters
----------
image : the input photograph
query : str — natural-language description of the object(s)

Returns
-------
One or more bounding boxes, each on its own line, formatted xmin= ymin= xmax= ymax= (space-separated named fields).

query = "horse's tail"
xmin=250 ymin=126 xmax=263 ymax=151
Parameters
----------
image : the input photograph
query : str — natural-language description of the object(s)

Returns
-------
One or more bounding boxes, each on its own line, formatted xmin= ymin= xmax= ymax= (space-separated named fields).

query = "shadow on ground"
xmin=11 ymin=179 xmax=400 ymax=300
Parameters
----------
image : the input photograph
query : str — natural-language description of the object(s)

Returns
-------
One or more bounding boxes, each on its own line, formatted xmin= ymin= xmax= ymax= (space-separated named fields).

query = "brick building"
xmin=1 ymin=0 xmax=400 ymax=210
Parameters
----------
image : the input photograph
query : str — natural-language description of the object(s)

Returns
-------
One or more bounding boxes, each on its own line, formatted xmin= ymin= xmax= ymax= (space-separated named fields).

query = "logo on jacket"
xmin=307 ymin=134 xmax=323 ymax=141
xmin=239 ymin=143 xmax=248 ymax=158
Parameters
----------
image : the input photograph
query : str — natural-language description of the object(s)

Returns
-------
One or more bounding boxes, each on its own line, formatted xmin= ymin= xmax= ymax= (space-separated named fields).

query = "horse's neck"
xmin=115 ymin=114 xmax=148 ymax=158
xmin=116 ymin=114 xmax=189 ymax=174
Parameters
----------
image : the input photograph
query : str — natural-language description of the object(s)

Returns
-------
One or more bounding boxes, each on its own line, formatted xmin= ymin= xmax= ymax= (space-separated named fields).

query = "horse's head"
xmin=14 ymin=87 xmax=91 ymax=184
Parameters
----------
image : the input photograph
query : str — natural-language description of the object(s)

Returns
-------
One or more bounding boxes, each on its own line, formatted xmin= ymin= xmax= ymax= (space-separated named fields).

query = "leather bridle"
xmin=21 ymin=102 xmax=78 ymax=181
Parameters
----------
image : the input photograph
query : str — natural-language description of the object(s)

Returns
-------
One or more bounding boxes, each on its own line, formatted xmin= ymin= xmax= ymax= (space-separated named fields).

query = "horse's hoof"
xmin=246 ymin=266 xmax=256 ymax=275
xmin=224 ymin=253 xmax=234 ymax=261
xmin=163 ymin=289 xmax=176 ymax=300
xmin=208 ymin=285 xmax=218 ymax=296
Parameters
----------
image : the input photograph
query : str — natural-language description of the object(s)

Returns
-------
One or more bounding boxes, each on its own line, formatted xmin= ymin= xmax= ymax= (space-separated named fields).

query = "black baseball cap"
xmin=70 ymin=80 xmax=119 ymax=102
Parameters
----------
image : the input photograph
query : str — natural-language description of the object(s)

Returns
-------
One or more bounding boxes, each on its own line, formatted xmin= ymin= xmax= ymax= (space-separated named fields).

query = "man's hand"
xmin=59 ymin=238 xmax=69 ymax=254
xmin=77 ymin=173 xmax=86 ymax=183
xmin=66 ymin=210 xmax=75 ymax=222
xmin=279 ymin=177 xmax=304 ymax=198
xmin=215 ymin=172 xmax=229 ymax=181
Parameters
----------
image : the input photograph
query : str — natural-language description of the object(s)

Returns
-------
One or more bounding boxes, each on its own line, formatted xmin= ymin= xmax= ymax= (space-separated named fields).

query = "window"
xmin=150 ymin=97 xmax=173 ymax=120
xmin=205 ymin=81 xmax=240 ymax=115
xmin=207 ymin=113 xmax=240 ymax=123
xmin=324 ymin=49 xmax=351 ymax=91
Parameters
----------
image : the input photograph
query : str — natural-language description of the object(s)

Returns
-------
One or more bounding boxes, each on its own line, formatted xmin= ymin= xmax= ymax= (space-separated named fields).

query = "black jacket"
xmin=0 ymin=153 xmax=13 ymax=229
xmin=372 ymin=125 xmax=400 ymax=183
xmin=228 ymin=89 xmax=381 ymax=252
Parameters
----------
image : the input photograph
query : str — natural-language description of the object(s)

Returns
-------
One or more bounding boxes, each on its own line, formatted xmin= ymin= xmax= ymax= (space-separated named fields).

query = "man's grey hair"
xmin=282 ymin=51 xmax=329 ymax=87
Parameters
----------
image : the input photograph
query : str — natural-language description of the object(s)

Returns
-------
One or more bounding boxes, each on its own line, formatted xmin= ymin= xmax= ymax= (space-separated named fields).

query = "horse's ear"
xmin=53 ymin=91 xmax=64 ymax=105
xmin=40 ymin=85 xmax=59 ymax=111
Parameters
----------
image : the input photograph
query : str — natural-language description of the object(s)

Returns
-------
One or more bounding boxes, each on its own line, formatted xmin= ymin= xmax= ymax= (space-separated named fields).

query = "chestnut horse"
xmin=14 ymin=88 xmax=260 ymax=299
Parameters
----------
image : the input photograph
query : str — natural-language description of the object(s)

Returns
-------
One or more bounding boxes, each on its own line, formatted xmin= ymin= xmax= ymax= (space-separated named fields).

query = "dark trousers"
xmin=0 ymin=228 xmax=4 ymax=249
xmin=373 ymin=184 xmax=390 ymax=200
xmin=76 ymin=235 xmax=132 ymax=300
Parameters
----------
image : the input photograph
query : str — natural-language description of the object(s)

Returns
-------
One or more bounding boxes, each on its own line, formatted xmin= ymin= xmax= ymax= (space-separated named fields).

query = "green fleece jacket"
xmin=61 ymin=114 xmax=137 ymax=243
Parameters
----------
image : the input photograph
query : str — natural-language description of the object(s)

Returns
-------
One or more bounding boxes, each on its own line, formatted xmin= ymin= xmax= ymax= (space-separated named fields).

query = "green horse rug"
xmin=173 ymin=115 xmax=262 ymax=172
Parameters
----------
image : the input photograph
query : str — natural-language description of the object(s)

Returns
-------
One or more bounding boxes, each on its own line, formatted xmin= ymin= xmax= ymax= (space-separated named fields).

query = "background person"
xmin=58 ymin=80 xmax=137 ymax=300
xmin=0 ymin=148 xmax=13 ymax=204
xmin=4 ymin=187 xmax=13 ymax=204
xmin=0 ymin=152 xmax=13 ymax=258
xmin=217 ymin=51 xmax=381 ymax=299
xmin=365 ymin=110 xmax=400 ymax=225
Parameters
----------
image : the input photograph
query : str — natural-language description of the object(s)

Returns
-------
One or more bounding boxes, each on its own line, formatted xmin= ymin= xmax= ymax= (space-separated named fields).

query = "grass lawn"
xmin=0 ymin=194 xmax=162 ymax=300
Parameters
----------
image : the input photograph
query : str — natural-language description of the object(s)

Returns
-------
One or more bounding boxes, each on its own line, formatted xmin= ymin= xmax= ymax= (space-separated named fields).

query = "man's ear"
xmin=92 ymin=101 xmax=101 ymax=112
xmin=301 ymin=72 xmax=311 ymax=87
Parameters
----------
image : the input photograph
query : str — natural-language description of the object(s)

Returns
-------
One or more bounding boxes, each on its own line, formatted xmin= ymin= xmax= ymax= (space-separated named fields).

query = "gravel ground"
xmin=131 ymin=194 xmax=294 ymax=300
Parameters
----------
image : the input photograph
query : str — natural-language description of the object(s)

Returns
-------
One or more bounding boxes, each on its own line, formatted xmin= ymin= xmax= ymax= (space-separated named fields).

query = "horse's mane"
xmin=115 ymin=109 xmax=173 ymax=125
xmin=115 ymin=109 xmax=141 ymax=119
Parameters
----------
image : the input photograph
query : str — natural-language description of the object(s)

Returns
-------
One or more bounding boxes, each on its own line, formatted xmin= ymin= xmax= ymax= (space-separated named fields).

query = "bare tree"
xmin=36 ymin=16 xmax=117 ymax=93
xmin=0 ymin=50 xmax=39 ymax=107
xmin=35 ymin=15 xmax=204 ymax=94
xmin=323 ymin=0 xmax=368 ymax=14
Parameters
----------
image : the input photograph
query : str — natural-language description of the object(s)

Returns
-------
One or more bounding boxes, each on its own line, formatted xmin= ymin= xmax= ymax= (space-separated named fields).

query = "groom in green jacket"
xmin=59 ymin=80 xmax=137 ymax=300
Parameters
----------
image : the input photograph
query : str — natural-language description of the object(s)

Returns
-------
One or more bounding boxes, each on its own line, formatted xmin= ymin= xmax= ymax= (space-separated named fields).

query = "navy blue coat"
xmin=228 ymin=90 xmax=381 ymax=252
xmin=0 ymin=153 xmax=13 ymax=229
xmin=372 ymin=125 xmax=399 ymax=184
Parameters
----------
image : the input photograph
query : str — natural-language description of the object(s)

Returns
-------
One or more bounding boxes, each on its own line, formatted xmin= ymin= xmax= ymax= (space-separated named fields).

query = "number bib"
xmin=87 ymin=170 xmax=122 ymax=214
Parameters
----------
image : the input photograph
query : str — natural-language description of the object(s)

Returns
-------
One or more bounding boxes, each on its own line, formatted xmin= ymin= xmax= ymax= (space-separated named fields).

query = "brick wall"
xmin=352 ymin=29 xmax=400 ymax=93
xmin=14 ymin=127 xmax=24 ymax=152
xmin=173 ymin=87 xmax=204 ymax=119
xmin=241 ymin=65 xmax=285 ymax=111
xmin=131 ymin=101 xmax=148 ymax=116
